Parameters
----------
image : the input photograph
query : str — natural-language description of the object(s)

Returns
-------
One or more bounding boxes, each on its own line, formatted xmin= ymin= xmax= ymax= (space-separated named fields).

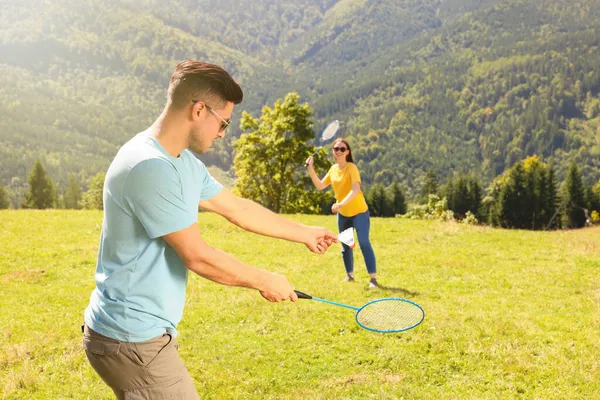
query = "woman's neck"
xmin=337 ymin=159 xmax=347 ymax=168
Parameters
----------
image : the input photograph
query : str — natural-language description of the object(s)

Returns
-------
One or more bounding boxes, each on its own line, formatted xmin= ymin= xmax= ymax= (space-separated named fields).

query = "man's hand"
xmin=259 ymin=272 xmax=298 ymax=302
xmin=303 ymin=226 xmax=338 ymax=254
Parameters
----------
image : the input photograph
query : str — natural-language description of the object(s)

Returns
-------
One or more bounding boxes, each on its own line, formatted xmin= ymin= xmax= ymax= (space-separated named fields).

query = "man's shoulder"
xmin=180 ymin=150 xmax=212 ymax=181
xmin=111 ymin=136 xmax=171 ymax=172
xmin=120 ymin=134 xmax=168 ymax=160
xmin=107 ymin=135 xmax=175 ymax=191
xmin=180 ymin=149 xmax=206 ymax=167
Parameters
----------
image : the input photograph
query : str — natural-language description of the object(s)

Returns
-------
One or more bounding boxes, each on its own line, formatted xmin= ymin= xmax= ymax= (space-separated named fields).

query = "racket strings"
xmin=321 ymin=120 xmax=339 ymax=141
xmin=356 ymin=300 xmax=424 ymax=332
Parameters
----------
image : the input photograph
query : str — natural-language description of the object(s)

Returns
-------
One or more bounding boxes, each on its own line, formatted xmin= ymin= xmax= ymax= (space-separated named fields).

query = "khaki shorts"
xmin=83 ymin=325 xmax=199 ymax=399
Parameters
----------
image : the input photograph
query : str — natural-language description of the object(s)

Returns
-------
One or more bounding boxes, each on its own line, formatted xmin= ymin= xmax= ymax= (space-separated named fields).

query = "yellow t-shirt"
xmin=323 ymin=162 xmax=368 ymax=217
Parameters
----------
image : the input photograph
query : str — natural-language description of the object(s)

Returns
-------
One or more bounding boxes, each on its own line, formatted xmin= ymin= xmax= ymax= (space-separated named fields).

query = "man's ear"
xmin=192 ymin=101 xmax=204 ymax=119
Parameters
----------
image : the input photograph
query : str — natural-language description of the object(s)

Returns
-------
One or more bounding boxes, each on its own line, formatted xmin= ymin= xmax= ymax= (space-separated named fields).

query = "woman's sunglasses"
xmin=333 ymin=147 xmax=348 ymax=153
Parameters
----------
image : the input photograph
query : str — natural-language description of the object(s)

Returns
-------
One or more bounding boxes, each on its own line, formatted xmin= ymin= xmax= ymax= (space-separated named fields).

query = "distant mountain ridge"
xmin=1 ymin=0 xmax=598 ymax=202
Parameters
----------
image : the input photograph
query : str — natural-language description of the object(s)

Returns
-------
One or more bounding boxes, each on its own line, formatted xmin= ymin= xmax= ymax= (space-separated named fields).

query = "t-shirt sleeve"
xmin=322 ymin=166 xmax=333 ymax=186
xmin=124 ymin=159 xmax=196 ymax=239
xmin=195 ymin=159 xmax=223 ymax=202
xmin=348 ymin=164 xmax=362 ymax=185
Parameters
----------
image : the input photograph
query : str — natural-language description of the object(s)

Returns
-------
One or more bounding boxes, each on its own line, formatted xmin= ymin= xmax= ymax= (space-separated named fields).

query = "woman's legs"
xmin=353 ymin=211 xmax=377 ymax=281
xmin=337 ymin=213 xmax=355 ymax=276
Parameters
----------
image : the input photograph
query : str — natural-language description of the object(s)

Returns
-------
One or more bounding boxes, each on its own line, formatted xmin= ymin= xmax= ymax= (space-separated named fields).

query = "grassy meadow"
xmin=1 ymin=210 xmax=599 ymax=399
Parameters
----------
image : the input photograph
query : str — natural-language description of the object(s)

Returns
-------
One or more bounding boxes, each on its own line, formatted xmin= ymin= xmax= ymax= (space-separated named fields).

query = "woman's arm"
xmin=305 ymin=156 xmax=330 ymax=191
xmin=332 ymin=182 xmax=361 ymax=213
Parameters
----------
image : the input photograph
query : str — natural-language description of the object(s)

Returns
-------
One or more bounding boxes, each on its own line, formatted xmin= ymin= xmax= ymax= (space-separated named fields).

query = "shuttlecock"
xmin=338 ymin=227 xmax=356 ymax=248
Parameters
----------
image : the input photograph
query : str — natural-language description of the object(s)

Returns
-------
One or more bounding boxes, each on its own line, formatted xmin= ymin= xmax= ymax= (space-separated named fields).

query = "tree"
xmin=542 ymin=163 xmax=559 ymax=229
xmin=233 ymin=92 xmax=332 ymax=213
xmin=21 ymin=159 xmax=56 ymax=209
xmin=466 ymin=176 xmax=482 ymax=220
xmin=64 ymin=173 xmax=83 ymax=209
xmin=585 ymin=180 xmax=600 ymax=215
xmin=81 ymin=172 xmax=105 ymax=210
xmin=366 ymin=183 xmax=392 ymax=217
xmin=444 ymin=174 xmax=481 ymax=221
xmin=451 ymin=176 xmax=471 ymax=219
xmin=387 ymin=182 xmax=407 ymax=215
xmin=522 ymin=155 xmax=556 ymax=230
xmin=562 ymin=162 xmax=586 ymax=228
xmin=495 ymin=162 xmax=528 ymax=228
xmin=491 ymin=156 xmax=559 ymax=230
xmin=420 ymin=170 xmax=438 ymax=203
xmin=0 ymin=185 xmax=10 ymax=209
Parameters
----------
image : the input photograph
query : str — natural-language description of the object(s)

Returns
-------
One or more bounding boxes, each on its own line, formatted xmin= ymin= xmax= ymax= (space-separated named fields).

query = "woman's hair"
xmin=333 ymin=138 xmax=353 ymax=163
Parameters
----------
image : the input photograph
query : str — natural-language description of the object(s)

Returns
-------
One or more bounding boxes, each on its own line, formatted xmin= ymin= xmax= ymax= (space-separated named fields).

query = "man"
xmin=83 ymin=60 xmax=337 ymax=399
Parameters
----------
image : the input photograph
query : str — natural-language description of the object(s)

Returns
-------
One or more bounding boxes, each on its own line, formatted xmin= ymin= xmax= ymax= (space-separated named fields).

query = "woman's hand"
xmin=331 ymin=202 xmax=342 ymax=214
xmin=305 ymin=156 xmax=314 ymax=168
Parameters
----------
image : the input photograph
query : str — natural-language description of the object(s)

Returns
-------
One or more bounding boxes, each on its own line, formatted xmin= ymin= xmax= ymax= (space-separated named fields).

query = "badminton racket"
xmin=305 ymin=120 xmax=340 ymax=167
xmin=295 ymin=290 xmax=424 ymax=333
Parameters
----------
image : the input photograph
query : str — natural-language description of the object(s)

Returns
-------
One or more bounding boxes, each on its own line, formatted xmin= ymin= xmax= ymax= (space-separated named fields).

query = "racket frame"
xmin=295 ymin=291 xmax=425 ymax=333
xmin=355 ymin=297 xmax=425 ymax=333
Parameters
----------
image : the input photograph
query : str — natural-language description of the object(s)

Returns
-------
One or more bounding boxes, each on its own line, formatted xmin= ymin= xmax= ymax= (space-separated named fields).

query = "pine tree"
xmin=64 ymin=174 xmax=83 ymax=209
xmin=452 ymin=176 xmax=471 ymax=220
xmin=420 ymin=170 xmax=438 ymax=203
xmin=444 ymin=175 xmax=481 ymax=220
xmin=0 ymin=185 xmax=10 ymax=209
xmin=21 ymin=159 xmax=55 ymax=209
xmin=493 ymin=156 xmax=558 ymax=230
xmin=467 ymin=176 xmax=482 ymax=220
xmin=562 ymin=162 xmax=586 ymax=228
xmin=542 ymin=164 xmax=559 ymax=229
xmin=496 ymin=162 xmax=528 ymax=228
xmin=387 ymin=182 xmax=407 ymax=215
xmin=367 ymin=183 xmax=392 ymax=217
xmin=443 ymin=176 xmax=455 ymax=211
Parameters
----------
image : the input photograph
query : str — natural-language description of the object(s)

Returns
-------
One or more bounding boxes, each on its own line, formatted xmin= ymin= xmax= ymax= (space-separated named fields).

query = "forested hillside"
xmin=320 ymin=0 xmax=600 ymax=190
xmin=1 ymin=0 xmax=598 ymax=204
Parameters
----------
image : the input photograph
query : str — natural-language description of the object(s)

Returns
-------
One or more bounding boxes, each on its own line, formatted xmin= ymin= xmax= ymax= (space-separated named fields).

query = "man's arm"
xmin=199 ymin=189 xmax=337 ymax=253
xmin=163 ymin=223 xmax=297 ymax=302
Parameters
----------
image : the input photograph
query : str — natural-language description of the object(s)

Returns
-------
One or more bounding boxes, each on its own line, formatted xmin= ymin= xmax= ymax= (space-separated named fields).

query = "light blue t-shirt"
xmin=84 ymin=132 xmax=223 ymax=342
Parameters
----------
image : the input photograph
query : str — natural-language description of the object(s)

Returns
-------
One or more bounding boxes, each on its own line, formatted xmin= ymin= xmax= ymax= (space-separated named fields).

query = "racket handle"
xmin=304 ymin=150 xmax=319 ymax=167
xmin=294 ymin=290 xmax=313 ymax=300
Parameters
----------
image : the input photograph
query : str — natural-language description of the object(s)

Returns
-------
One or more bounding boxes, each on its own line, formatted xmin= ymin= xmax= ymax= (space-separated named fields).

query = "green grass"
xmin=1 ymin=210 xmax=599 ymax=399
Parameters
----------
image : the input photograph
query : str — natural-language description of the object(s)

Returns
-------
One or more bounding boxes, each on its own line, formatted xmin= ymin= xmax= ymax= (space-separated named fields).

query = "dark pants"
xmin=337 ymin=210 xmax=377 ymax=274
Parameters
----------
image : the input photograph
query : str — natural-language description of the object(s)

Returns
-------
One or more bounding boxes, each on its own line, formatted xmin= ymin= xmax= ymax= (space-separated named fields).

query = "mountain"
xmin=1 ymin=0 xmax=599 ymax=204
xmin=317 ymin=0 xmax=600 ymax=189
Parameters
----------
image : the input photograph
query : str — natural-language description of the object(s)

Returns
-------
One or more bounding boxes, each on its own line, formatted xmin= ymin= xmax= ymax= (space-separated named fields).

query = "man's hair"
xmin=167 ymin=60 xmax=243 ymax=109
xmin=334 ymin=138 xmax=354 ymax=163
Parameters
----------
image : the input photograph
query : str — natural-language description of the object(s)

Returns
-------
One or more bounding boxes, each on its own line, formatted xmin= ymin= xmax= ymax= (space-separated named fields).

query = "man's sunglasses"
xmin=333 ymin=147 xmax=348 ymax=153
xmin=192 ymin=100 xmax=231 ymax=133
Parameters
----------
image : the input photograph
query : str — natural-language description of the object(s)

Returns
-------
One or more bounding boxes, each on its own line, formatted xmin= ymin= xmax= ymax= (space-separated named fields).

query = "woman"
xmin=306 ymin=138 xmax=378 ymax=288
